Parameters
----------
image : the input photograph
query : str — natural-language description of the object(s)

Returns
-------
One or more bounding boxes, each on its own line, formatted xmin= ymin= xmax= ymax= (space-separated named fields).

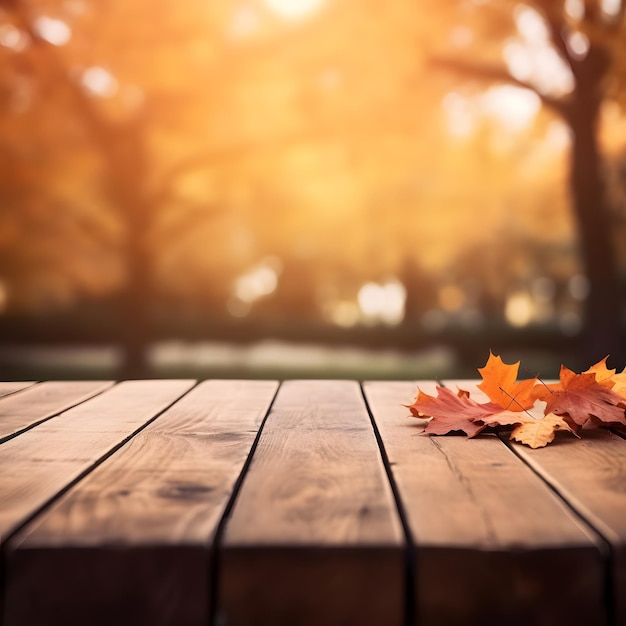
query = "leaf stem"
xmin=498 ymin=386 xmax=535 ymax=418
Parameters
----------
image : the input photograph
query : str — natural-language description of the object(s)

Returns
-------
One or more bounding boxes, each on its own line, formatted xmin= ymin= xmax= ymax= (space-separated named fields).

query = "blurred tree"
xmin=0 ymin=0 xmax=225 ymax=375
xmin=434 ymin=0 xmax=626 ymax=361
xmin=1 ymin=0 xmax=447 ymax=358
xmin=3 ymin=0 xmax=615 ymax=376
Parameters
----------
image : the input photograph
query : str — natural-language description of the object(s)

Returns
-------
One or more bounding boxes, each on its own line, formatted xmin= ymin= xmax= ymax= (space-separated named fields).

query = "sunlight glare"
xmin=503 ymin=40 xmax=574 ymax=97
xmin=234 ymin=267 xmax=277 ymax=302
xmin=233 ymin=259 xmax=281 ymax=305
xmin=565 ymin=0 xmax=585 ymax=20
xmin=505 ymin=291 xmax=534 ymax=327
xmin=81 ymin=67 xmax=119 ymax=97
xmin=263 ymin=0 xmax=325 ymax=20
xmin=480 ymin=85 xmax=541 ymax=132
xmin=0 ymin=24 xmax=28 ymax=51
xmin=33 ymin=16 xmax=71 ymax=46
xmin=514 ymin=5 xmax=549 ymax=43
xmin=566 ymin=31 xmax=589 ymax=60
xmin=601 ymin=0 xmax=622 ymax=17
xmin=443 ymin=86 xmax=540 ymax=137
xmin=503 ymin=41 xmax=533 ymax=82
xmin=505 ymin=4 xmax=576 ymax=97
xmin=357 ymin=280 xmax=406 ymax=326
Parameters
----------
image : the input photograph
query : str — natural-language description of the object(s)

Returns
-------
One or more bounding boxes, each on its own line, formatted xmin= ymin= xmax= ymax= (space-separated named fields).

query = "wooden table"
xmin=0 ymin=379 xmax=624 ymax=626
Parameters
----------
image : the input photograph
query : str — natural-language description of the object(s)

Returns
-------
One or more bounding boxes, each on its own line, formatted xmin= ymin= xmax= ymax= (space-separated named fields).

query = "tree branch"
xmin=540 ymin=5 xmax=577 ymax=77
xmin=429 ymin=55 xmax=571 ymax=119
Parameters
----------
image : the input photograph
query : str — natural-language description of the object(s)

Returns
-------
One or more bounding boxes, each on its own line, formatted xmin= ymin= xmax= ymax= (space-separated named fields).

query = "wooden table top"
xmin=0 ymin=379 xmax=624 ymax=626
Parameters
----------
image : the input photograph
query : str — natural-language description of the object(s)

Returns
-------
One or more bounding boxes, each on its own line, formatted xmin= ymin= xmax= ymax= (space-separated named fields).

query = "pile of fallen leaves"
xmin=406 ymin=352 xmax=626 ymax=448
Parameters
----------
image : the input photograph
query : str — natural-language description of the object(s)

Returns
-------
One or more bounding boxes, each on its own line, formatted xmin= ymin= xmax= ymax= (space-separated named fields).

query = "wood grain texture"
xmin=0 ymin=380 xmax=112 ymax=442
xmin=0 ymin=382 xmax=35 ymax=399
xmin=363 ymin=381 xmax=607 ymax=626
xmin=218 ymin=380 xmax=404 ymax=626
xmin=456 ymin=378 xmax=626 ymax=623
xmin=0 ymin=380 xmax=194 ymax=545
xmin=510 ymin=428 xmax=626 ymax=625
xmin=3 ymin=380 xmax=278 ymax=626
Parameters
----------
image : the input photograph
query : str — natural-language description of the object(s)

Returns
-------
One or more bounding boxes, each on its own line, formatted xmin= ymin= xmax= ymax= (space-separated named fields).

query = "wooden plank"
xmin=3 ymin=380 xmax=277 ymax=626
xmin=0 ymin=381 xmax=113 ymax=442
xmin=510 ymin=429 xmax=626 ymax=625
xmin=217 ymin=380 xmax=404 ymax=626
xmin=452 ymin=378 xmax=626 ymax=623
xmin=0 ymin=382 xmax=36 ymax=399
xmin=363 ymin=381 xmax=607 ymax=626
xmin=0 ymin=380 xmax=194 ymax=545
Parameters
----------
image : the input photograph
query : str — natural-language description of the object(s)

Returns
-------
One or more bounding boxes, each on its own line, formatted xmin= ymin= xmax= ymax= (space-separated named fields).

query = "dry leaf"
xmin=476 ymin=410 xmax=534 ymax=428
xmin=477 ymin=351 xmax=536 ymax=411
xmin=539 ymin=367 xmax=626 ymax=428
xmin=407 ymin=386 xmax=499 ymax=438
xmin=510 ymin=413 xmax=578 ymax=448
xmin=609 ymin=367 xmax=626 ymax=399
xmin=584 ymin=356 xmax=616 ymax=386
xmin=407 ymin=352 xmax=626 ymax=449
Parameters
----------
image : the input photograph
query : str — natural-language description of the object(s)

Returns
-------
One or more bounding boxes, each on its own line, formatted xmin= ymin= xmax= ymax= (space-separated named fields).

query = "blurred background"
xmin=1 ymin=0 xmax=626 ymax=381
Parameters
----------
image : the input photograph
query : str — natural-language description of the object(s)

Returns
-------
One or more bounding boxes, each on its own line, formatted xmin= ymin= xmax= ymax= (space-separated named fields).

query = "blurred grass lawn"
xmin=0 ymin=341 xmax=565 ymax=381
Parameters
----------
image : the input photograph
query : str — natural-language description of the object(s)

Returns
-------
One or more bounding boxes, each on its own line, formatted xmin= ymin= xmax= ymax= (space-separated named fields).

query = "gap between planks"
xmin=363 ymin=380 xmax=609 ymax=626
xmin=0 ymin=381 xmax=114 ymax=444
xmin=0 ymin=381 xmax=197 ymax=549
xmin=447 ymin=379 xmax=625 ymax=626
xmin=0 ymin=383 xmax=36 ymax=400
xmin=2 ymin=380 xmax=278 ymax=626
xmin=0 ymin=376 xmax=620 ymax=624
xmin=216 ymin=380 xmax=405 ymax=626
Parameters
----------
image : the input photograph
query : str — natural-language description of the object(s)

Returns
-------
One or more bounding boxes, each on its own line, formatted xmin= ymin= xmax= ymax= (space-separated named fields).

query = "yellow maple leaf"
xmin=510 ymin=413 xmax=578 ymax=449
xmin=610 ymin=367 xmax=626 ymax=399
xmin=584 ymin=356 xmax=616 ymax=387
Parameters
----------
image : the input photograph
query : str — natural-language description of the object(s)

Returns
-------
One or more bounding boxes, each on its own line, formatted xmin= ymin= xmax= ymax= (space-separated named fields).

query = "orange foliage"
xmin=407 ymin=353 xmax=626 ymax=448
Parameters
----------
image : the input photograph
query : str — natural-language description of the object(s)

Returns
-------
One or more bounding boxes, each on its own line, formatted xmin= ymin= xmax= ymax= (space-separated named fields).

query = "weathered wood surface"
xmin=511 ymin=429 xmax=626 ymax=626
xmin=363 ymin=381 xmax=607 ymax=626
xmin=456 ymin=379 xmax=626 ymax=625
xmin=218 ymin=380 xmax=404 ymax=626
xmin=0 ymin=378 xmax=623 ymax=626
xmin=0 ymin=382 xmax=35 ymax=399
xmin=0 ymin=380 xmax=112 ymax=442
xmin=3 ymin=380 xmax=277 ymax=626
xmin=0 ymin=380 xmax=194 ymax=546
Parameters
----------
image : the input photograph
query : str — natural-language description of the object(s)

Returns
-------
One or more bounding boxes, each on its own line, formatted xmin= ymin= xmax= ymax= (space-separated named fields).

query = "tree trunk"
xmin=9 ymin=4 xmax=155 ymax=377
xmin=567 ymin=58 xmax=624 ymax=363
xmin=120 ymin=231 xmax=151 ymax=379
xmin=109 ymin=121 xmax=153 ymax=379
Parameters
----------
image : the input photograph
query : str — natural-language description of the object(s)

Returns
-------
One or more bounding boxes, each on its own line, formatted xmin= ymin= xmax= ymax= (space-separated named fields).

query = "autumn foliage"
xmin=407 ymin=352 xmax=626 ymax=448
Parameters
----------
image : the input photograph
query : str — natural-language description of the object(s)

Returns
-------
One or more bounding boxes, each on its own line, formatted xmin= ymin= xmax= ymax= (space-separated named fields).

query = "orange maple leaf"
xmin=536 ymin=366 xmax=626 ymax=429
xmin=408 ymin=386 xmax=518 ymax=438
xmin=477 ymin=351 xmax=537 ymax=411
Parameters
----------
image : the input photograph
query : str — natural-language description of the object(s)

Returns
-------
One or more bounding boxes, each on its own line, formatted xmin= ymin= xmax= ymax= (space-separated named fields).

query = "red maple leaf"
xmin=537 ymin=366 xmax=626 ymax=428
xmin=407 ymin=386 xmax=517 ymax=438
